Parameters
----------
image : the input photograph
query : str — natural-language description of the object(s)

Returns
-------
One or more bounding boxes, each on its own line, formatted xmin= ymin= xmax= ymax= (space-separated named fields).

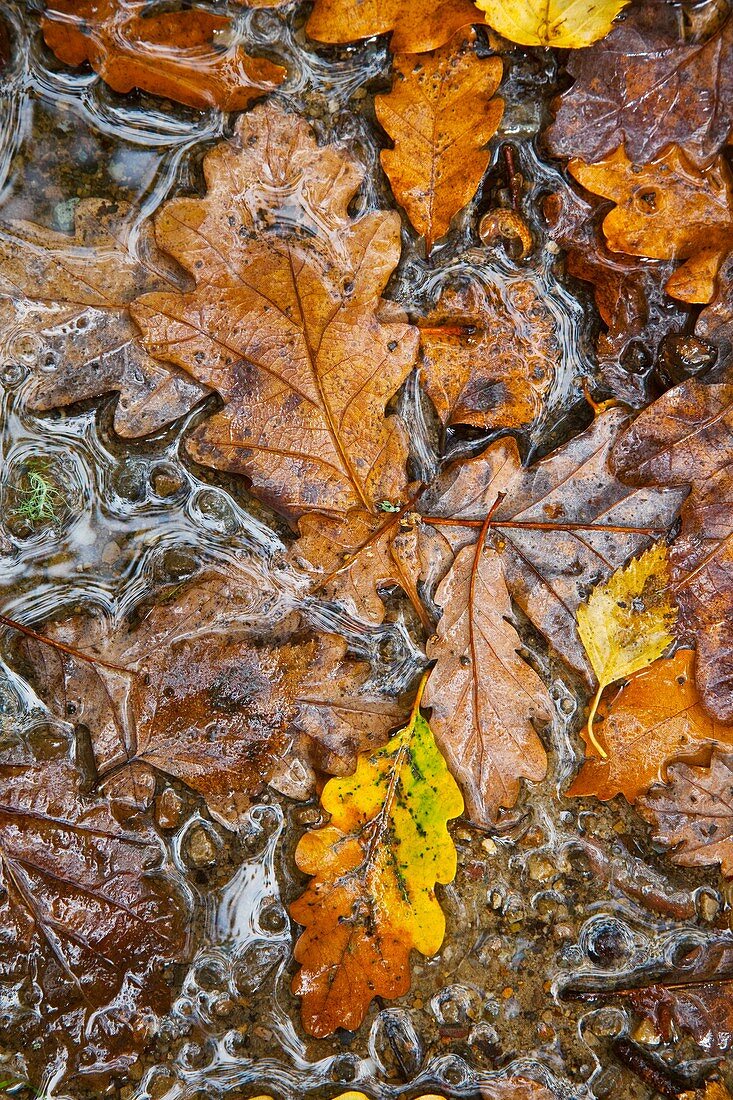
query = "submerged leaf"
xmin=305 ymin=0 xmax=478 ymax=53
xmin=474 ymin=0 xmax=629 ymax=48
xmin=577 ymin=542 xmax=677 ymax=756
xmin=290 ymin=679 xmax=463 ymax=1036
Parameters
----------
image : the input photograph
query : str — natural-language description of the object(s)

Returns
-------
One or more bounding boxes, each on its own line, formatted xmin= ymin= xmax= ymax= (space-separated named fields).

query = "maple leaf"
xmin=375 ymin=31 xmax=504 ymax=252
xmin=569 ymin=145 xmax=733 ymax=305
xmin=0 ymin=749 xmax=189 ymax=1073
xmin=577 ymin=542 xmax=677 ymax=756
xmin=305 ymin=0 xmax=478 ymax=53
xmin=639 ymin=749 xmax=733 ymax=876
xmin=611 ymin=376 xmax=733 ymax=721
xmin=41 ymin=0 xmax=286 ymax=112
xmin=133 ymin=103 xmax=418 ymax=523
xmin=289 ymin=678 xmax=463 ymax=1037
xmin=423 ymin=539 xmax=551 ymax=825
xmin=546 ymin=4 xmax=733 ymax=168
xmin=0 ymin=199 xmax=206 ymax=438
xmin=568 ymin=649 xmax=733 ymax=803
xmin=418 ymin=278 xmax=560 ymax=431
xmin=474 ymin=0 xmax=629 ymax=48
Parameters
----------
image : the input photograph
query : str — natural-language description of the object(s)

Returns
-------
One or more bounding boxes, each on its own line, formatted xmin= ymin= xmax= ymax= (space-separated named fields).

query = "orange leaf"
xmin=306 ymin=0 xmax=478 ymax=53
xmin=41 ymin=0 xmax=286 ymax=112
xmin=568 ymin=650 xmax=733 ymax=803
xmin=375 ymin=31 xmax=503 ymax=251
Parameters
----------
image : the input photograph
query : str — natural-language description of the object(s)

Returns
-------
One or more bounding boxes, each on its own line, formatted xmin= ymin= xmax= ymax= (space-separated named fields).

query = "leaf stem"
xmin=422 ymin=516 xmax=666 ymax=535
xmin=585 ymin=682 xmax=608 ymax=759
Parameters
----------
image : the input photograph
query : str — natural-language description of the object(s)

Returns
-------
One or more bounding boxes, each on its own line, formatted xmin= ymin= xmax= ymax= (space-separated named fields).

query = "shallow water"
xmin=0 ymin=3 xmax=731 ymax=1099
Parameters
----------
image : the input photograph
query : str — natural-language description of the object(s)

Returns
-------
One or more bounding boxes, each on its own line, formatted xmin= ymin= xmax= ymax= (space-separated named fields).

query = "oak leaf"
xmin=41 ymin=0 xmax=286 ymax=112
xmin=0 ymin=749 xmax=190 ymax=1073
xmin=474 ymin=0 xmax=629 ymax=48
xmin=569 ymin=146 xmax=733 ymax=304
xmin=611 ymin=376 xmax=733 ymax=721
xmin=0 ymin=198 xmax=206 ymax=437
xmin=133 ymin=103 xmax=418 ymax=522
xmin=290 ymin=681 xmax=463 ymax=1036
xmin=418 ymin=277 xmax=560 ymax=431
xmin=577 ymin=542 xmax=677 ymax=756
xmin=375 ymin=31 xmax=504 ymax=252
xmin=568 ymin=650 xmax=733 ymax=803
xmin=639 ymin=750 xmax=733 ymax=876
xmin=546 ymin=4 xmax=733 ymax=167
xmin=305 ymin=0 xmax=478 ymax=53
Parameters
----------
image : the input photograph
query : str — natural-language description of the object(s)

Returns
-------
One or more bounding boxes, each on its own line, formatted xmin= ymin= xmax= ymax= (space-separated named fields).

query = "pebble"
xmin=187 ymin=826 xmax=217 ymax=867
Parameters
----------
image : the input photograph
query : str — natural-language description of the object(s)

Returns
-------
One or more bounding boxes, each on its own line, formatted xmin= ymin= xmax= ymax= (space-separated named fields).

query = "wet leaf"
xmin=546 ymin=4 xmax=733 ymax=167
xmin=290 ymin=680 xmax=463 ymax=1036
xmin=639 ymin=750 xmax=733 ymax=876
xmin=423 ymin=540 xmax=551 ymax=825
xmin=474 ymin=0 xmax=629 ymax=48
xmin=611 ymin=376 xmax=733 ymax=721
xmin=41 ymin=0 xmax=286 ymax=111
xmin=305 ymin=0 xmax=478 ymax=53
xmin=133 ymin=103 xmax=418 ymax=522
xmin=569 ymin=145 xmax=733 ymax=304
xmin=577 ymin=542 xmax=677 ymax=757
xmin=0 ymin=749 xmax=189 ymax=1073
xmin=418 ymin=277 xmax=560 ymax=431
xmin=375 ymin=31 xmax=504 ymax=251
xmin=568 ymin=650 xmax=733 ymax=803
xmin=0 ymin=198 xmax=207 ymax=437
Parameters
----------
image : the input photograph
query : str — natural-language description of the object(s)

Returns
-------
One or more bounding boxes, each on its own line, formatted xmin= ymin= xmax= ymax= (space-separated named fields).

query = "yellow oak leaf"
xmin=577 ymin=542 xmax=677 ymax=759
xmin=474 ymin=0 xmax=629 ymax=48
xmin=289 ymin=676 xmax=463 ymax=1037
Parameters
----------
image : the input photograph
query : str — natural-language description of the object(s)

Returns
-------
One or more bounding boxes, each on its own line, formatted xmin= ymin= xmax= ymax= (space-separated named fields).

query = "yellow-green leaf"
xmin=289 ymin=677 xmax=463 ymax=1037
xmin=577 ymin=541 xmax=677 ymax=759
xmin=474 ymin=0 xmax=630 ymax=48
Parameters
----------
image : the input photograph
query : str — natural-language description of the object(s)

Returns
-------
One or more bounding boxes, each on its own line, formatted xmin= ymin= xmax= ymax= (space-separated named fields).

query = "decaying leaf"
xmin=0 ymin=748 xmax=190 ymax=1073
xmin=133 ymin=103 xmax=418 ymax=522
xmin=290 ymin=679 xmax=463 ymax=1036
xmin=305 ymin=0 xmax=478 ymax=53
xmin=611 ymin=376 xmax=733 ymax=721
xmin=418 ymin=277 xmax=560 ymax=431
xmin=424 ymin=539 xmax=551 ymax=824
xmin=568 ymin=650 xmax=733 ymax=803
xmin=639 ymin=750 xmax=733 ymax=876
xmin=577 ymin=542 xmax=677 ymax=757
xmin=375 ymin=31 xmax=504 ymax=251
xmin=0 ymin=199 xmax=207 ymax=437
xmin=569 ymin=146 xmax=733 ymax=304
xmin=474 ymin=0 xmax=629 ymax=48
xmin=41 ymin=1 xmax=286 ymax=111
xmin=546 ymin=4 xmax=733 ymax=167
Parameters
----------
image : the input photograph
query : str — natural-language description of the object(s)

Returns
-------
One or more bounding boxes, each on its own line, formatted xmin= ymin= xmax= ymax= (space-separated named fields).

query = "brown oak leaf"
xmin=133 ymin=103 xmax=418 ymax=522
xmin=569 ymin=145 xmax=733 ymax=305
xmin=0 ymin=748 xmax=190 ymax=1074
xmin=568 ymin=650 xmax=733 ymax=804
xmin=639 ymin=749 xmax=733 ymax=876
xmin=0 ymin=198 xmax=207 ymax=437
xmin=611 ymin=376 xmax=733 ymax=721
xmin=546 ymin=4 xmax=733 ymax=167
xmin=305 ymin=0 xmax=478 ymax=53
xmin=375 ymin=31 xmax=503 ymax=251
xmin=41 ymin=1 xmax=286 ymax=112
xmin=418 ymin=276 xmax=560 ymax=431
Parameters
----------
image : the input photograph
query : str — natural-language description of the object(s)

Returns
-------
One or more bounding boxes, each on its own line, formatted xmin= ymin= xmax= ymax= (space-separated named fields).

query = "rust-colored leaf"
xmin=133 ymin=103 xmax=418 ymax=523
xmin=305 ymin=0 xmax=478 ymax=53
xmin=41 ymin=0 xmax=285 ymax=111
xmin=639 ymin=749 xmax=733 ymax=876
xmin=568 ymin=650 xmax=733 ymax=804
xmin=546 ymin=4 xmax=733 ymax=168
xmin=0 ymin=747 xmax=190 ymax=1073
xmin=0 ymin=198 xmax=207 ymax=437
xmin=375 ymin=31 xmax=503 ymax=251
xmin=569 ymin=145 xmax=733 ymax=305
xmin=418 ymin=277 xmax=560 ymax=431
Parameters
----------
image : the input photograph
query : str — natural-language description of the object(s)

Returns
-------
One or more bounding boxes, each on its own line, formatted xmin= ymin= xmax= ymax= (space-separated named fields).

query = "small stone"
xmin=528 ymin=855 xmax=556 ymax=882
xmin=294 ymin=805 xmax=322 ymax=826
xmin=537 ymin=1021 xmax=555 ymax=1042
xmin=101 ymin=539 xmax=121 ymax=565
xmin=151 ymin=467 xmax=184 ymax=497
xmin=481 ymin=837 xmax=498 ymax=856
xmin=156 ymin=788 xmax=185 ymax=831
xmin=187 ymin=826 xmax=217 ymax=867
xmin=697 ymin=890 xmax=720 ymax=923
xmin=213 ymin=996 xmax=235 ymax=1018
xmin=632 ymin=1018 xmax=662 ymax=1046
